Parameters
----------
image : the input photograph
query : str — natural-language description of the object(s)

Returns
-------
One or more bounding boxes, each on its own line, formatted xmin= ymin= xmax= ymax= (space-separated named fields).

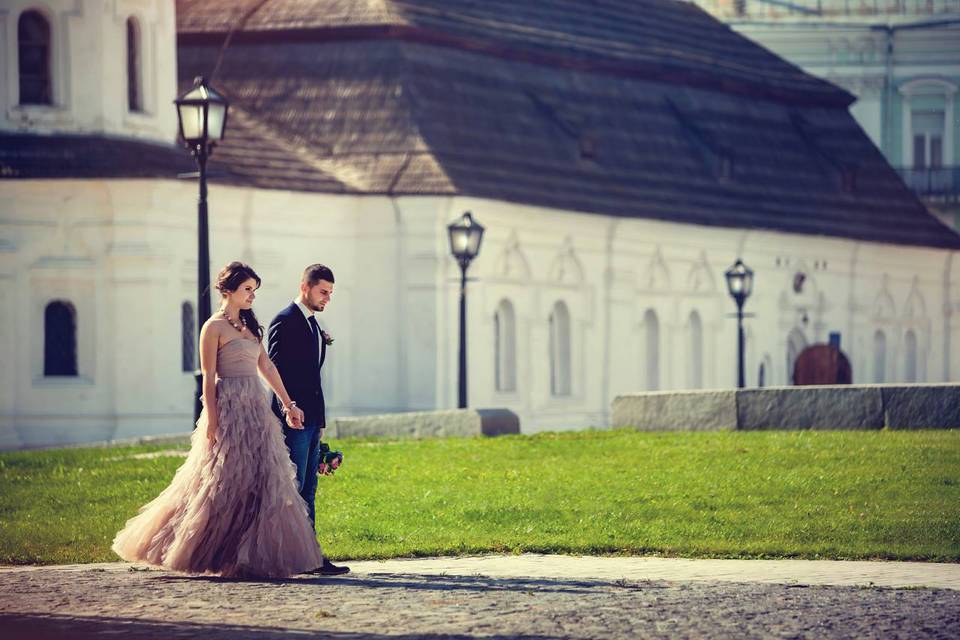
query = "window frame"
xmin=17 ymin=9 xmax=53 ymax=106
xmin=126 ymin=16 xmax=144 ymax=113
xmin=43 ymin=300 xmax=78 ymax=377
xmin=493 ymin=299 xmax=517 ymax=393
xmin=899 ymin=79 xmax=956 ymax=170
xmin=548 ymin=301 xmax=572 ymax=397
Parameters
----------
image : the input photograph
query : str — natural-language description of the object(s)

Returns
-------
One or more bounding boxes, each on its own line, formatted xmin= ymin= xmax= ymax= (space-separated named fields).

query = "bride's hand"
xmin=285 ymin=407 xmax=305 ymax=429
xmin=207 ymin=420 xmax=218 ymax=443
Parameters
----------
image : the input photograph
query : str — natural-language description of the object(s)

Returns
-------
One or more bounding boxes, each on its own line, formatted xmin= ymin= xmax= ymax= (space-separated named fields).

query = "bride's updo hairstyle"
xmin=215 ymin=261 xmax=264 ymax=342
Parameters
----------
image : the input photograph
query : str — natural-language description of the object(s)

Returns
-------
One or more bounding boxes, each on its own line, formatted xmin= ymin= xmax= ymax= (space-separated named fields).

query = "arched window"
xmin=643 ymin=309 xmax=659 ymax=391
xmin=126 ymin=17 xmax=142 ymax=112
xmin=786 ymin=328 xmax=807 ymax=385
xmin=758 ymin=354 xmax=772 ymax=388
xmin=687 ymin=310 xmax=703 ymax=389
xmin=548 ymin=301 xmax=571 ymax=396
xmin=18 ymin=10 xmax=52 ymax=105
xmin=44 ymin=301 xmax=77 ymax=376
xmin=873 ymin=329 xmax=887 ymax=383
xmin=904 ymin=329 xmax=918 ymax=383
xmin=494 ymin=299 xmax=516 ymax=392
xmin=181 ymin=302 xmax=195 ymax=372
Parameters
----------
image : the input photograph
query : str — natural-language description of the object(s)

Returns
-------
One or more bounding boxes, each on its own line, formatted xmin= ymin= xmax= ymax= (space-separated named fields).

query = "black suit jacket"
xmin=268 ymin=302 xmax=327 ymax=428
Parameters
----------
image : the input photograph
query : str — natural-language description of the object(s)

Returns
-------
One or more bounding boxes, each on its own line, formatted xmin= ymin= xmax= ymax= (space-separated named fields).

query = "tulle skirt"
xmin=112 ymin=376 xmax=323 ymax=578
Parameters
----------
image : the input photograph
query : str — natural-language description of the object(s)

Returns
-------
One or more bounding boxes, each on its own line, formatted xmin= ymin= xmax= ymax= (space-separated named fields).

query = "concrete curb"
xmin=613 ymin=383 xmax=960 ymax=430
xmin=4 ymin=554 xmax=959 ymax=590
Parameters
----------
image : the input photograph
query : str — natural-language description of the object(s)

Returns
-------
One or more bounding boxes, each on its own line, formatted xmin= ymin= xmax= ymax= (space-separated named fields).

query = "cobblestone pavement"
xmin=1 ymin=557 xmax=958 ymax=639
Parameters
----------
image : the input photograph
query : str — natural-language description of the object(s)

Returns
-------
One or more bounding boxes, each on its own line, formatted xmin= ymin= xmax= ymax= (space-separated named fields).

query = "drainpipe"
xmin=847 ymin=242 xmax=861 ymax=381
xmin=601 ymin=219 xmax=620 ymax=427
xmin=875 ymin=24 xmax=894 ymax=157
xmin=945 ymin=251 xmax=954 ymax=381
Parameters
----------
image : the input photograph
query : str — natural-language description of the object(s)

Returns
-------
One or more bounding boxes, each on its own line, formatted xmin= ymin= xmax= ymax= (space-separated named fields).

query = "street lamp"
xmin=175 ymin=75 xmax=230 ymax=422
xmin=725 ymin=258 xmax=754 ymax=389
xmin=447 ymin=211 xmax=485 ymax=409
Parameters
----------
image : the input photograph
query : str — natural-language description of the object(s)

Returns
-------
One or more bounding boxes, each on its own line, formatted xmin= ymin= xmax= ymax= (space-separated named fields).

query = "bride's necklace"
xmin=220 ymin=309 xmax=247 ymax=333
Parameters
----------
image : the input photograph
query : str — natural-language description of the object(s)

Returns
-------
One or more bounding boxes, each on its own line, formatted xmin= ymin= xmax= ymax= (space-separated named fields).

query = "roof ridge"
xmin=391 ymin=49 xmax=455 ymax=193
xmin=226 ymin=108 xmax=360 ymax=190
xmin=210 ymin=0 xmax=272 ymax=81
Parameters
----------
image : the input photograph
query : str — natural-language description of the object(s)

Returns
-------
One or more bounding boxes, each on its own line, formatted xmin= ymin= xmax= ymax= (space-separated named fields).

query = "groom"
xmin=269 ymin=263 xmax=349 ymax=576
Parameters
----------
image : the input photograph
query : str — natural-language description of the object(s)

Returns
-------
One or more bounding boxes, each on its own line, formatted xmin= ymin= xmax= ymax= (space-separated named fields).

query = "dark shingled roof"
xmin=175 ymin=0 xmax=960 ymax=250
xmin=176 ymin=0 xmax=850 ymax=107
xmin=0 ymin=134 xmax=195 ymax=179
xmin=27 ymin=0 xmax=952 ymax=250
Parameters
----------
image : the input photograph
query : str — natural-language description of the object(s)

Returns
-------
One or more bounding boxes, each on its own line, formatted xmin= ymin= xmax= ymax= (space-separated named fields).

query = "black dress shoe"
xmin=317 ymin=558 xmax=350 ymax=575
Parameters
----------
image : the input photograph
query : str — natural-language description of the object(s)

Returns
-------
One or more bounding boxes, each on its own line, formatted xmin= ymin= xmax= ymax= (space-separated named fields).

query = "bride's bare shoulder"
xmin=201 ymin=317 xmax=227 ymax=336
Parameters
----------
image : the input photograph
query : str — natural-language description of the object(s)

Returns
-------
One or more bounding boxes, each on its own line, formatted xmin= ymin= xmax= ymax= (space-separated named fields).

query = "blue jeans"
xmin=283 ymin=424 xmax=320 ymax=530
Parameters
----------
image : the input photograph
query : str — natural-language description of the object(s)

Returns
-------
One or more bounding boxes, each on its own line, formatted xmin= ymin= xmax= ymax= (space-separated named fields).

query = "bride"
xmin=112 ymin=261 xmax=324 ymax=578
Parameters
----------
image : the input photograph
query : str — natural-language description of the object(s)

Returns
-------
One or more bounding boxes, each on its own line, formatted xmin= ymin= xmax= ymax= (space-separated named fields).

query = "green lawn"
xmin=0 ymin=430 xmax=958 ymax=565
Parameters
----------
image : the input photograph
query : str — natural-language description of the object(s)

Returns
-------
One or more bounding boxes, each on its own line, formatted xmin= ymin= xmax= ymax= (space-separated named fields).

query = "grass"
xmin=0 ymin=429 xmax=958 ymax=565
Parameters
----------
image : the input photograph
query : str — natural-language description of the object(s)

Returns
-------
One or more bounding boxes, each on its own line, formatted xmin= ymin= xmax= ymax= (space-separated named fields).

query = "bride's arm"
xmin=198 ymin=321 xmax=220 ymax=442
xmin=257 ymin=344 xmax=304 ymax=427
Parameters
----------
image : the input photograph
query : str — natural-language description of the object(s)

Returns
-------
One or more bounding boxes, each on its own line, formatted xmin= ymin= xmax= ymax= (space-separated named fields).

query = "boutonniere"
xmin=320 ymin=329 xmax=334 ymax=346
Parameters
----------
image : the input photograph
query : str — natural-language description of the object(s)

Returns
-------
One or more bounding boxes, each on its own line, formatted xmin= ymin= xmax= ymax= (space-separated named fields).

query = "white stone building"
xmin=2 ymin=0 xmax=959 ymax=449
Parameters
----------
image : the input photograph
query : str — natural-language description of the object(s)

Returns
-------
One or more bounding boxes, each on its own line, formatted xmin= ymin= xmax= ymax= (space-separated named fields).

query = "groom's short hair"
xmin=302 ymin=264 xmax=335 ymax=286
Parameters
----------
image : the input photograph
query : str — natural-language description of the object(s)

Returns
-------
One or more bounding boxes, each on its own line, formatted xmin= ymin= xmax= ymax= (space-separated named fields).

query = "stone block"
xmin=612 ymin=390 xmax=738 ymax=431
xmin=736 ymin=386 xmax=884 ymax=430
xmin=329 ymin=408 xmax=520 ymax=439
xmin=882 ymin=384 xmax=960 ymax=429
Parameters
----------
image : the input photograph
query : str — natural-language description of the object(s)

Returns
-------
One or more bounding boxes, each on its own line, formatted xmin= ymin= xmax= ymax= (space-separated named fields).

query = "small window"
xmin=688 ymin=311 xmax=703 ymax=389
xmin=904 ymin=329 xmax=918 ymax=383
xmin=912 ymin=110 xmax=945 ymax=170
xmin=18 ymin=11 xmax=52 ymax=105
xmin=494 ymin=299 xmax=517 ymax=392
xmin=643 ymin=309 xmax=659 ymax=391
xmin=126 ymin=17 xmax=142 ymax=112
xmin=44 ymin=301 xmax=77 ymax=376
xmin=786 ymin=328 xmax=807 ymax=385
xmin=181 ymin=302 xmax=195 ymax=372
xmin=548 ymin=301 xmax=571 ymax=396
xmin=873 ymin=330 xmax=886 ymax=383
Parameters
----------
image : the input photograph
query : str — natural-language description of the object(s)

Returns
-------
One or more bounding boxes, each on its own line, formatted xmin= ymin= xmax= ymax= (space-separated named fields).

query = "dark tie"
xmin=308 ymin=315 xmax=321 ymax=363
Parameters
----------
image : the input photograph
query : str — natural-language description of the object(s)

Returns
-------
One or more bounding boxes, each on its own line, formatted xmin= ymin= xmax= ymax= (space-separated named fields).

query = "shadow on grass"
xmin=0 ymin=612 xmax=565 ymax=640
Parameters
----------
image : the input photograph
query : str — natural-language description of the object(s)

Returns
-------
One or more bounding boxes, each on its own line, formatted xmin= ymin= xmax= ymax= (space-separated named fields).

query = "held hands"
xmin=284 ymin=404 xmax=305 ymax=429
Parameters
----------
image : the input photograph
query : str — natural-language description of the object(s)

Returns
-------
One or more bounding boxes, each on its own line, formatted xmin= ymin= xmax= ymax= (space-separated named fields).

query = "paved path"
xmin=349 ymin=554 xmax=960 ymax=590
xmin=1 ymin=555 xmax=958 ymax=639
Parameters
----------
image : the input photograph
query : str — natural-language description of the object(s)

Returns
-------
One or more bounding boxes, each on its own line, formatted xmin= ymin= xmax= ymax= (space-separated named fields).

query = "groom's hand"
xmin=286 ymin=406 xmax=305 ymax=429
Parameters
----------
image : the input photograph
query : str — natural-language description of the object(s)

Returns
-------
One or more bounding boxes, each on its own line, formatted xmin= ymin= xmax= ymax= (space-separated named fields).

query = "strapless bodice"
xmin=217 ymin=338 xmax=260 ymax=378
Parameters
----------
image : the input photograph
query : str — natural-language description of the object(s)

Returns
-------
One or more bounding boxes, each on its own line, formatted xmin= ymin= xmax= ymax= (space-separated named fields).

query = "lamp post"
xmin=724 ymin=258 xmax=754 ymax=389
xmin=447 ymin=211 xmax=485 ymax=409
xmin=175 ymin=76 xmax=230 ymax=422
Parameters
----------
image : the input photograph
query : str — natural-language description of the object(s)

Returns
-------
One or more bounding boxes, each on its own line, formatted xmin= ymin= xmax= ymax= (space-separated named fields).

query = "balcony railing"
xmin=895 ymin=166 xmax=960 ymax=201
